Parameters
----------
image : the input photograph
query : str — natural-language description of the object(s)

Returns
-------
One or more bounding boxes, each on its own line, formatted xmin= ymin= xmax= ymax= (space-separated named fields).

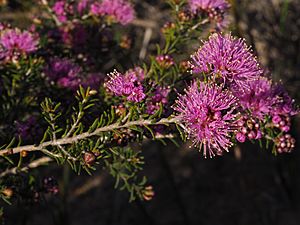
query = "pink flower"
xmin=90 ymin=2 xmax=101 ymax=15
xmin=232 ymin=77 xmax=273 ymax=119
xmin=189 ymin=0 xmax=229 ymax=14
xmin=127 ymin=86 xmax=146 ymax=102
xmin=191 ymin=33 xmax=262 ymax=89
xmin=270 ymin=83 xmax=299 ymax=117
xmin=173 ymin=81 xmax=238 ymax=158
xmin=90 ymin=0 xmax=135 ymax=25
xmin=0 ymin=28 xmax=39 ymax=62
xmin=188 ymin=0 xmax=230 ymax=29
xmin=146 ymin=86 xmax=170 ymax=115
xmin=105 ymin=67 xmax=145 ymax=102
xmin=236 ymin=132 xmax=246 ymax=143
xmin=52 ymin=1 xmax=68 ymax=23
xmin=232 ymin=76 xmax=298 ymax=129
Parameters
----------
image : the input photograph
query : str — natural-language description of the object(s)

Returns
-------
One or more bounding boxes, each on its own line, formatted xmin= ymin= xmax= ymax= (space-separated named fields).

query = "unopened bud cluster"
xmin=236 ymin=117 xmax=262 ymax=143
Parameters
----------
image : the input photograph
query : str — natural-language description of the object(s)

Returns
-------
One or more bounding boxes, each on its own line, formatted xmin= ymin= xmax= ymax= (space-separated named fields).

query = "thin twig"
xmin=121 ymin=112 xmax=131 ymax=124
xmin=49 ymin=113 xmax=57 ymax=142
xmin=40 ymin=0 xmax=62 ymax=27
xmin=189 ymin=18 xmax=210 ymax=31
xmin=0 ymin=156 xmax=53 ymax=177
xmin=69 ymin=175 xmax=106 ymax=201
xmin=47 ymin=111 xmax=77 ymax=161
xmin=139 ymin=27 xmax=153 ymax=60
xmin=0 ymin=117 xmax=179 ymax=157
xmin=57 ymin=145 xmax=78 ymax=161
xmin=65 ymin=111 xmax=84 ymax=138
xmin=0 ymin=132 xmax=177 ymax=178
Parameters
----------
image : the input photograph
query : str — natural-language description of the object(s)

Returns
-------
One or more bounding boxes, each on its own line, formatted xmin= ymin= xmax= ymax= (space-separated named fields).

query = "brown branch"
xmin=0 ymin=156 xmax=53 ymax=177
xmin=0 ymin=117 xmax=179 ymax=157
xmin=139 ymin=27 xmax=153 ymax=60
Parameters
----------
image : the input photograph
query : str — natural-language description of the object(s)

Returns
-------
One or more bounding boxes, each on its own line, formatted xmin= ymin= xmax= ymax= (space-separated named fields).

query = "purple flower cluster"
xmin=16 ymin=116 xmax=42 ymax=141
xmin=275 ymin=134 xmax=295 ymax=154
xmin=51 ymin=0 xmax=134 ymax=25
xmin=232 ymin=78 xmax=298 ymax=119
xmin=0 ymin=28 xmax=39 ymax=62
xmin=271 ymin=83 xmax=298 ymax=117
xmin=52 ymin=0 xmax=90 ymax=23
xmin=272 ymin=115 xmax=291 ymax=133
xmin=235 ymin=116 xmax=262 ymax=143
xmin=191 ymin=33 xmax=262 ymax=89
xmin=146 ymin=86 xmax=170 ymax=115
xmin=190 ymin=33 xmax=298 ymax=154
xmin=232 ymin=78 xmax=273 ymax=119
xmin=52 ymin=1 xmax=70 ymax=23
xmin=232 ymin=80 xmax=298 ymax=154
xmin=90 ymin=0 xmax=135 ymax=25
xmin=44 ymin=58 xmax=82 ymax=90
xmin=105 ymin=67 xmax=146 ymax=102
xmin=231 ymin=77 xmax=298 ymax=144
xmin=189 ymin=0 xmax=229 ymax=13
xmin=173 ymin=81 xmax=238 ymax=158
xmin=188 ymin=0 xmax=230 ymax=29
xmin=268 ymin=85 xmax=298 ymax=139
xmin=44 ymin=58 xmax=104 ymax=90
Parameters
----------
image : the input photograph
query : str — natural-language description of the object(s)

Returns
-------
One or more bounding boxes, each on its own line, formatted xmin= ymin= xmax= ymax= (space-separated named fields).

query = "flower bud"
xmin=255 ymin=130 xmax=262 ymax=140
xmin=236 ymin=132 xmax=246 ymax=143
xmin=247 ymin=131 xmax=256 ymax=140
xmin=2 ymin=188 xmax=13 ymax=198
xmin=241 ymin=127 xmax=247 ymax=134
xmin=282 ymin=126 xmax=290 ymax=132
xmin=272 ymin=115 xmax=281 ymax=124
xmin=142 ymin=186 xmax=155 ymax=201
xmin=88 ymin=89 xmax=98 ymax=96
xmin=84 ymin=152 xmax=96 ymax=165
xmin=21 ymin=150 xmax=28 ymax=157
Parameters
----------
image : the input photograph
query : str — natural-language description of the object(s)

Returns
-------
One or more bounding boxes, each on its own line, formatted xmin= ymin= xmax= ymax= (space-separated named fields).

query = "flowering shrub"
xmin=0 ymin=0 xmax=298 ymax=211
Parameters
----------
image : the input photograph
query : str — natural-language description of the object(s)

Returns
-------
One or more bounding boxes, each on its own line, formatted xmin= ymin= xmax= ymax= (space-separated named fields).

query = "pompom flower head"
xmin=0 ymin=28 xmax=39 ymax=62
xmin=105 ymin=67 xmax=145 ymax=102
xmin=232 ymin=77 xmax=273 ymax=119
xmin=191 ymin=33 xmax=262 ymax=89
xmin=173 ymin=81 xmax=238 ymax=158
xmin=270 ymin=83 xmax=299 ymax=117
xmin=90 ymin=0 xmax=135 ymax=25
xmin=269 ymin=83 xmax=299 ymax=133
